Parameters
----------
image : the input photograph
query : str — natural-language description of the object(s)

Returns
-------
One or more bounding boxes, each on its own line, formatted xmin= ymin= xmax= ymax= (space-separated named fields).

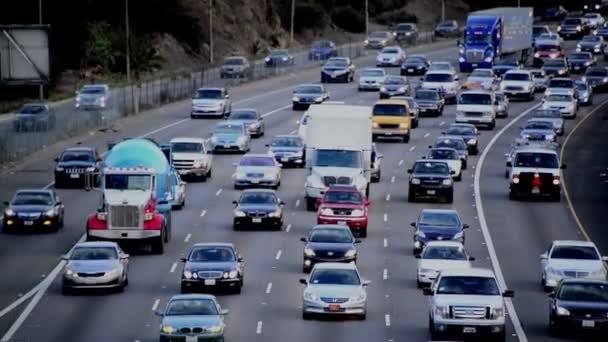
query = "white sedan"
xmin=416 ymin=241 xmax=473 ymax=288
xmin=233 ymin=154 xmax=281 ymax=189
xmin=424 ymin=148 xmax=463 ymax=181
xmin=376 ymin=46 xmax=405 ymax=67
xmin=541 ymin=91 xmax=578 ymax=119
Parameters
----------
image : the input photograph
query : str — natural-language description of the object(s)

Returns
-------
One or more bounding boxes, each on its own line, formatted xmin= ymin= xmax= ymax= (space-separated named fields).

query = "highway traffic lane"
xmin=478 ymin=97 xmax=608 ymax=342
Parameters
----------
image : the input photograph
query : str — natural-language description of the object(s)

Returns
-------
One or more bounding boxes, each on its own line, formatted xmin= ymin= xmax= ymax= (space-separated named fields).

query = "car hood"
xmin=15 ymin=114 xmax=46 ymax=119
xmin=323 ymin=66 xmax=348 ymax=72
xmin=457 ymin=104 xmax=493 ymax=113
xmin=578 ymin=41 xmax=599 ymax=47
xmin=383 ymin=84 xmax=407 ymax=90
xmin=10 ymin=205 xmax=51 ymax=213
xmin=558 ymin=300 xmax=608 ymax=311
xmin=542 ymin=101 xmax=573 ymax=108
xmin=547 ymin=259 xmax=605 ymax=271
xmin=186 ymin=261 xmax=236 ymax=272
xmin=236 ymin=166 xmax=278 ymax=175
xmin=368 ymin=37 xmax=386 ymax=43
xmin=238 ymin=204 xmax=278 ymax=212
xmin=162 ymin=315 xmax=222 ymax=330
xmin=413 ymin=172 xmax=450 ymax=179
xmin=305 ymin=284 xmax=363 ymax=298
xmin=466 ymin=77 xmax=493 ymax=84
xmin=66 ymin=259 xmax=120 ymax=273
xmin=434 ymin=294 xmax=504 ymax=308
xmin=320 ymin=202 xmax=365 ymax=210
xmin=422 ymin=82 xmax=454 ymax=90
xmin=192 ymin=99 xmax=224 ymax=106
xmin=418 ymin=224 xmax=461 ymax=236
xmin=294 ymin=92 xmax=322 ymax=98
xmin=307 ymin=242 xmax=355 ymax=252
xmin=312 ymin=166 xmax=362 ymax=180
xmin=419 ymin=259 xmax=472 ymax=271
xmin=501 ymin=80 xmax=531 ymax=87
xmin=359 ymin=76 xmax=384 ymax=83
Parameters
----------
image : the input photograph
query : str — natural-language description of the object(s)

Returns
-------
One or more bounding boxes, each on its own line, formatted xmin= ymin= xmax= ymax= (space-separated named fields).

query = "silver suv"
xmin=424 ymin=268 xmax=513 ymax=341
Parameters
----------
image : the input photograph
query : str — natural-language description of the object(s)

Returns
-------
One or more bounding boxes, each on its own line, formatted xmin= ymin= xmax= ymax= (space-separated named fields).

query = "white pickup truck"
xmin=170 ymin=137 xmax=213 ymax=181
xmin=456 ymin=90 xmax=497 ymax=130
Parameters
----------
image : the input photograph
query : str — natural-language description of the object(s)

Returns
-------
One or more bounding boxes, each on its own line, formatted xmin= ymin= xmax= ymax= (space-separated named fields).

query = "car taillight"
xmin=532 ymin=173 xmax=541 ymax=187
xmin=552 ymin=175 xmax=560 ymax=185
xmin=512 ymin=174 xmax=520 ymax=184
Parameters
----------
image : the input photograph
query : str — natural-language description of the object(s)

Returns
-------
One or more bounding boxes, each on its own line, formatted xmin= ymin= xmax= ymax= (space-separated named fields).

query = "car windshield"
xmin=323 ymin=191 xmax=363 ymax=205
xmin=539 ymin=33 xmax=557 ymax=39
xmin=309 ymin=269 xmax=360 ymax=285
xmin=447 ymin=126 xmax=475 ymax=136
xmin=470 ymin=70 xmax=492 ymax=78
xmin=190 ymin=247 xmax=235 ymax=262
xmin=558 ymin=283 xmax=608 ymax=302
xmin=105 ymin=174 xmax=151 ymax=190
xmin=424 ymin=73 xmax=453 ymax=82
xmin=230 ymin=111 xmax=257 ymax=120
xmin=166 ymin=299 xmax=218 ymax=316
xmin=525 ymin=122 xmax=553 ymax=130
xmin=214 ymin=124 xmax=242 ymax=134
xmin=12 ymin=192 xmax=52 ymax=206
xmin=314 ymin=150 xmax=362 ymax=168
xmin=419 ymin=212 xmax=460 ymax=226
xmin=459 ymin=93 xmax=492 ymax=105
xmin=80 ymin=86 xmax=106 ymax=94
xmin=195 ymin=89 xmax=223 ymax=99
xmin=544 ymin=60 xmax=566 ymax=67
xmin=465 ymin=34 xmax=491 ymax=45
xmin=271 ymin=50 xmax=288 ymax=56
xmin=533 ymin=26 xmax=549 ymax=35
xmin=439 ymin=22 xmax=454 ymax=28
xmin=271 ymin=137 xmax=302 ymax=147
xmin=503 ymin=73 xmax=530 ymax=81
xmin=312 ymin=41 xmax=332 ymax=48
xmin=548 ymin=80 xmax=573 ymax=88
xmin=413 ymin=162 xmax=449 ymax=174
xmin=436 ymin=138 xmax=465 ymax=150
xmin=171 ymin=142 xmax=203 ymax=153
xmin=537 ymin=44 xmax=560 ymax=51
xmin=563 ymin=19 xmax=582 ymax=25
xmin=19 ymin=105 xmax=46 ymax=114
xmin=514 ymin=152 xmax=559 ymax=168
xmin=60 ymin=151 xmax=94 ymax=162
xmin=582 ymin=36 xmax=601 ymax=42
xmin=546 ymin=94 xmax=572 ymax=102
xmin=423 ymin=246 xmax=467 ymax=260
xmin=405 ymin=57 xmax=426 ymax=64
xmin=239 ymin=192 xmax=277 ymax=205
xmin=429 ymin=149 xmax=458 ymax=160
xmin=361 ymin=70 xmax=384 ymax=77
xmin=239 ymin=156 xmax=274 ymax=167
xmin=576 ymin=82 xmax=589 ymax=90
xmin=570 ymin=53 xmax=591 ymax=60
xmin=70 ymin=246 xmax=118 ymax=260
xmin=551 ymin=246 xmax=600 ymax=260
xmin=397 ymin=24 xmax=414 ymax=31
xmin=382 ymin=48 xmax=400 ymax=54
xmin=586 ymin=69 xmax=608 ymax=77
xmin=415 ymin=91 xmax=439 ymax=100
xmin=437 ymin=276 xmax=500 ymax=295
xmin=384 ymin=77 xmax=406 ymax=85
xmin=371 ymin=32 xmax=389 ymax=38
xmin=295 ymin=86 xmax=322 ymax=94
xmin=325 ymin=61 xmax=347 ymax=68
xmin=534 ymin=109 xmax=561 ymax=118
xmin=373 ymin=104 xmax=407 ymax=116
xmin=309 ymin=228 xmax=353 ymax=243
xmin=224 ymin=58 xmax=244 ymax=65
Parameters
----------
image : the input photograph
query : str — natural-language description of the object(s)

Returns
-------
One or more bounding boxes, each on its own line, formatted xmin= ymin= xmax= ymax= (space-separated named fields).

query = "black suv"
xmin=407 ymin=160 xmax=454 ymax=203
xmin=180 ymin=243 xmax=244 ymax=294
xmin=54 ymin=147 xmax=101 ymax=188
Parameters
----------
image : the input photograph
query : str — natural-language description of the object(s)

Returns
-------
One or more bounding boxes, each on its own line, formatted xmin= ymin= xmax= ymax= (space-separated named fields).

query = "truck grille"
xmin=563 ymin=271 xmax=590 ymax=278
xmin=246 ymin=173 xmax=264 ymax=178
xmin=66 ymin=168 xmax=85 ymax=174
xmin=452 ymin=306 xmax=488 ymax=319
xmin=173 ymin=159 xmax=194 ymax=169
xmin=323 ymin=176 xmax=352 ymax=187
xmin=109 ymin=205 xmax=140 ymax=229
xmin=505 ymin=86 xmax=523 ymax=91
xmin=197 ymin=271 xmax=224 ymax=279
xmin=466 ymin=50 xmax=484 ymax=64
xmin=464 ymin=112 xmax=483 ymax=117
xmin=379 ymin=123 xmax=400 ymax=129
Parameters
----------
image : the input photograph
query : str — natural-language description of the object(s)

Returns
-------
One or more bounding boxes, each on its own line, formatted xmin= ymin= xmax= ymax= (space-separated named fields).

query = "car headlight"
xmin=249 ymin=122 xmax=260 ymax=129
xmin=372 ymin=122 xmax=379 ymax=128
xmin=268 ymin=209 xmax=281 ymax=218
xmin=237 ymin=136 xmax=247 ymax=143
xmin=557 ymin=26 xmax=561 ymax=32
xmin=591 ymin=268 xmax=606 ymax=277
xmin=534 ymin=52 xmax=540 ymax=58
xmin=208 ymin=325 xmax=223 ymax=334
xmin=4 ymin=208 xmax=14 ymax=216
xmin=320 ymin=208 xmax=333 ymax=216
xmin=345 ymin=249 xmax=357 ymax=258
xmin=484 ymin=56 xmax=493 ymax=62
xmin=314 ymin=96 xmax=324 ymax=102
xmin=96 ymin=211 xmax=107 ymax=221
xmin=547 ymin=266 xmax=564 ymax=276
xmin=304 ymin=247 xmax=316 ymax=257
xmin=304 ymin=291 xmax=319 ymax=301
xmin=193 ymin=160 xmax=204 ymax=168
xmin=556 ymin=306 xmax=570 ymax=316
xmin=411 ymin=178 xmax=421 ymax=185
xmin=162 ymin=326 xmax=177 ymax=333
xmin=282 ymin=56 xmax=288 ymax=61
xmin=399 ymin=123 xmax=408 ymax=129
xmin=351 ymin=209 xmax=364 ymax=217
xmin=364 ymin=39 xmax=369 ymax=44
xmin=557 ymin=69 xmax=566 ymax=75
xmin=265 ymin=57 xmax=271 ymax=62
xmin=350 ymin=292 xmax=366 ymax=302
xmin=65 ymin=268 xmax=75 ymax=276
xmin=453 ymin=231 xmax=464 ymax=240
xmin=585 ymin=61 xmax=591 ymax=66
xmin=491 ymin=307 xmax=506 ymax=318
xmin=603 ymin=77 xmax=608 ymax=83
xmin=442 ymin=179 xmax=452 ymax=186
xmin=576 ymin=25 xmax=582 ymax=32
xmin=85 ymin=167 xmax=95 ymax=172
xmin=398 ymin=86 xmax=406 ymax=92
xmin=44 ymin=208 xmax=56 ymax=217
xmin=292 ymin=96 xmax=300 ymax=102
xmin=183 ymin=270 xmax=193 ymax=279
xmin=467 ymin=138 xmax=477 ymax=145
xmin=234 ymin=210 xmax=246 ymax=217
xmin=433 ymin=306 xmax=450 ymax=319
xmin=415 ymin=230 xmax=426 ymax=238
xmin=56 ymin=167 xmax=64 ymax=172
xmin=229 ymin=270 xmax=238 ymax=278
xmin=545 ymin=134 xmax=555 ymax=141
xmin=380 ymin=87 xmax=387 ymax=92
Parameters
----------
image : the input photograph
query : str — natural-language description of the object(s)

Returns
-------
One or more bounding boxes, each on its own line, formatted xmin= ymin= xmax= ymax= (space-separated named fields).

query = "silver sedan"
xmin=233 ymin=154 xmax=282 ymax=189
xmin=61 ymin=241 xmax=129 ymax=293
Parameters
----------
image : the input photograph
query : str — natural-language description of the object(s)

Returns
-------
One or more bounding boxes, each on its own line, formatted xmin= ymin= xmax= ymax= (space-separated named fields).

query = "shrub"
xmin=331 ymin=6 xmax=366 ymax=33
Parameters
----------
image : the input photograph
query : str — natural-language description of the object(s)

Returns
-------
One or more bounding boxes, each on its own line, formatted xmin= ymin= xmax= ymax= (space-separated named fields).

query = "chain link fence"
xmin=0 ymin=30 xmax=452 ymax=164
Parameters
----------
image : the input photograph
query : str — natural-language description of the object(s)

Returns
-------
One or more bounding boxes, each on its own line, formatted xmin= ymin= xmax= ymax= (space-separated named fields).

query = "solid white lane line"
xmin=169 ymin=262 xmax=178 ymax=273
xmin=275 ymin=250 xmax=282 ymax=260
xmin=200 ymin=210 xmax=207 ymax=217
xmin=286 ymin=224 xmax=292 ymax=233
xmin=383 ymin=269 xmax=388 ymax=280
xmin=398 ymin=159 xmax=403 ymax=166
xmin=152 ymin=299 xmax=160 ymax=311
xmin=215 ymin=188 xmax=222 ymax=196
xmin=386 ymin=194 xmax=391 ymax=201
xmin=256 ymin=321 xmax=263 ymax=334
xmin=409 ymin=145 xmax=416 ymax=152
xmin=261 ymin=105 xmax=291 ymax=118
xmin=423 ymin=132 xmax=430 ymax=138
xmin=385 ymin=314 xmax=391 ymax=327
xmin=295 ymin=199 xmax=300 ymax=208
xmin=390 ymin=176 xmax=395 ymax=183
xmin=184 ymin=233 xmax=192 ymax=243
xmin=383 ymin=213 xmax=388 ymax=222
xmin=266 ymin=283 xmax=273 ymax=294
xmin=473 ymin=103 xmax=539 ymax=342
xmin=384 ymin=238 xmax=388 ymax=248
xmin=439 ymin=121 xmax=445 ymax=126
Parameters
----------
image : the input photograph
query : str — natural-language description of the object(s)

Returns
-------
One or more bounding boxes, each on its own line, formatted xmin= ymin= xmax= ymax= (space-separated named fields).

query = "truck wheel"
xmin=429 ymin=317 xmax=442 ymax=340
xmin=365 ymin=184 xmax=370 ymax=198
xmin=403 ymin=134 xmax=410 ymax=143
xmin=494 ymin=330 xmax=506 ymax=342
xmin=152 ymin=234 xmax=164 ymax=254
xmin=445 ymin=190 xmax=454 ymax=204
xmin=551 ymin=191 xmax=561 ymax=202
xmin=306 ymin=197 xmax=316 ymax=212
xmin=359 ymin=227 xmax=367 ymax=238
xmin=508 ymin=191 xmax=517 ymax=201
xmin=408 ymin=189 xmax=416 ymax=202
xmin=488 ymin=120 xmax=496 ymax=130
xmin=412 ymin=119 xmax=419 ymax=128
xmin=454 ymin=173 xmax=462 ymax=182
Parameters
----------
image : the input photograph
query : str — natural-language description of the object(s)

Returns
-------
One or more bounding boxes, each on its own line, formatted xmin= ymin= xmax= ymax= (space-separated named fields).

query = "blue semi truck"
xmin=458 ymin=7 xmax=533 ymax=72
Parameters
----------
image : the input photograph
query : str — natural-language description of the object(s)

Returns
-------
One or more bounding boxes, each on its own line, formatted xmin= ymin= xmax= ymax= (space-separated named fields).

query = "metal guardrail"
xmin=0 ymin=30 xmax=446 ymax=164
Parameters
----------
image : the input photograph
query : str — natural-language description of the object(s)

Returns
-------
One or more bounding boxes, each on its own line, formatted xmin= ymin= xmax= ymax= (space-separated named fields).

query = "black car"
xmin=264 ymin=49 xmax=295 ymax=67
xmin=569 ymin=52 xmax=595 ymax=73
xmin=445 ymin=123 xmax=479 ymax=155
xmin=410 ymin=209 xmax=468 ymax=254
xmin=414 ymin=88 xmax=444 ymax=116
xmin=232 ymin=189 xmax=284 ymax=230
xmin=379 ymin=75 xmax=410 ymax=99
xmin=3 ymin=189 xmax=64 ymax=232
xmin=13 ymin=103 xmax=55 ymax=132
xmin=583 ymin=66 xmax=608 ymax=91
xmin=596 ymin=22 xmax=608 ymax=39
xmin=54 ymin=147 xmax=101 ymax=188
xmin=266 ymin=135 xmax=305 ymax=167
xmin=300 ymin=225 xmax=360 ymax=272
xmin=542 ymin=6 xmax=568 ymax=21
xmin=434 ymin=20 xmax=459 ymax=38
xmin=492 ymin=60 xmax=520 ymax=77
xmin=548 ymin=279 xmax=608 ymax=337
xmin=321 ymin=57 xmax=355 ymax=83
xmin=394 ymin=22 xmax=418 ymax=43
xmin=577 ymin=35 xmax=605 ymax=54
xmin=180 ymin=243 xmax=244 ymax=294
xmin=400 ymin=55 xmax=429 ymax=75
xmin=292 ymin=84 xmax=329 ymax=110
xmin=407 ymin=160 xmax=454 ymax=203
xmin=542 ymin=58 xmax=570 ymax=77
xmin=558 ymin=18 xmax=589 ymax=39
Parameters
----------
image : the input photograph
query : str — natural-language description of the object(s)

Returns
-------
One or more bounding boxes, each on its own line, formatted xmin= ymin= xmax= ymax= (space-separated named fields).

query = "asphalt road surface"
xmin=0 ymin=37 xmax=605 ymax=342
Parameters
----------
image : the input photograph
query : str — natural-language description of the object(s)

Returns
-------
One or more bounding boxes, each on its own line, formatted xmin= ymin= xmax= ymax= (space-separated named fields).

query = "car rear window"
xmin=514 ymin=152 xmax=559 ymax=168
xmin=239 ymin=156 xmax=274 ymax=166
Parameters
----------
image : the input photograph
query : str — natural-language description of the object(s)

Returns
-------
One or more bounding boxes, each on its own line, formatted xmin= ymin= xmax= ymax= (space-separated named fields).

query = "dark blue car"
xmin=410 ymin=209 xmax=468 ymax=254
xmin=308 ymin=40 xmax=337 ymax=61
xmin=266 ymin=135 xmax=305 ymax=167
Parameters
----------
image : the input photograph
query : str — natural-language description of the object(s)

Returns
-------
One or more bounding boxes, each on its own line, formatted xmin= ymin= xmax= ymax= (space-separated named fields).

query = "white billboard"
xmin=0 ymin=25 xmax=50 ymax=85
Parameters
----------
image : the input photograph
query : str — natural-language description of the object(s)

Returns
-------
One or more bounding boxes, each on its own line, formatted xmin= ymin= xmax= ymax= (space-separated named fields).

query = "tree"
xmin=82 ymin=21 xmax=116 ymax=74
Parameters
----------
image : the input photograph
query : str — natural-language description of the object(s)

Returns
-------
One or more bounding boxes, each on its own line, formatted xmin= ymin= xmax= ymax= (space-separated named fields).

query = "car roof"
xmin=241 ymin=188 xmax=277 ymax=194
xmin=73 ymin=241 xmax=118 ymax=248
xmin=197 ymin=87 xmax=224 ymax=91
xmin=15 ymin=189 xmax=53 ymax=195
xmin=420 ymin=208 xmax=459 ymax=215
xmin=64 ymin=147 xmax=95 ymax=152
xmin=424 ymin=241 xmax=465 ymax=248
xmin=312 ymin=262 xmax=358 ymax=270
xmin=170 ymin=137 xmax=205 ymax=143
xmin=375 ymin=99 xmax=408 ymax=106
xmin=460 ymin=89 xmax=492 ymax=95
xmin=439 ymin=267 xmax=496 ymax=278
xmin=312 ymin=224 xmax=352 ymax=231
xmin=169 ymin=294 xmax=218 ymax=301
xmin=552 ymin=240 xmax=597 ymax=247
xmin=241 ymin=153 xmax=274 ymax=158
xmin=425 ymin=70 xmax=454 ymax=75
xmin=192 ymin=242 xmax=235 ymax=248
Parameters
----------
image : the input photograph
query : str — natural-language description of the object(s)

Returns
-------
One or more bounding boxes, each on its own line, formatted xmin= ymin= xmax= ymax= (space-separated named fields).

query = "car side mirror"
xmin=225 ymin=94 xmax=230 ymax=99
xmin=220 ymin=309 xmax=229 ymax=315
xmin=454 ymin=75 xmax=459 ymax=81
xmin=238 ymin=256 xmax=244 ymax=262
xmin=450 ymin=170 xmax=456 ymax=175
xmin=180 ymin=257 xmax=187 ymax=263
xmin=506 ymin=161 xmax=512 ymax=167
xmin=265 ymin=144 xmax=270 ymax=147
xmin=415 ymin=254 xmax=421 ymax=259
xmin=60 ymin=254 xmax=69 ymax=261
xmin=299 ymin=278 xmax=308 ymax=285
xmin=120 ymin=254 xmax=130 ymax=260
xmin=362 ymin=279 xmax=371 ymax=286
xmin=3 ymin=201 xmax=9 ymax=206
xmin=548 ymin=292 xmax=555 ymax=299
xmin=377 ymin=153 xmax=384 ymax=159
xmin=419 ymin=77 xmax=424 ymax=81
xmin=354 ymin=239 xmax=362 ymax=244
xmin=463 ymin=224 xmax=469 ymax=229
xmin=364 ymin=200 xmax=371 ymax=207
xmin=441 ymin=131 xmax=446 ymax=135
xmin=300 ymin=237 xmax=307 ymax=243
xmin=421 ymin=156 xmax=427 ymax=159
xmin=54 ymin=157 xmax=59 ymax=162
xmin=75 ymin=90 xmax=79 ymax=95
xmin=427 ymin=145 xmax=432 ymax=149
xmin=503 ymin=290 xmax=515 ymax=298
xmin=540 ymin=253 xmax=548 ymax=260
xmin=468 ymin=256 xmax=476 ymax=261
xmin=423 ymin=288 xmax=434 ymax=296
xmin=232 ymin=200 xmax=238 ymax=206
xmin=602 ymin=256 xmax=608 ymax=262
xmin=279 ymin=200 xmax=286 ymax=206
xmin=560 ymin=164 xmax=567 ymax=169
xmin=410 ymin=222 xmax=416 ymax=228
xmin=55 ymin=201 xmax=62 ymax=207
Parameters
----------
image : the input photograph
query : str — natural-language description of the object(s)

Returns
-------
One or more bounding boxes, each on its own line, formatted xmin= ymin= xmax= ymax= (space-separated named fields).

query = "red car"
xmin=316 ymin=185 xmax=370 ymax=237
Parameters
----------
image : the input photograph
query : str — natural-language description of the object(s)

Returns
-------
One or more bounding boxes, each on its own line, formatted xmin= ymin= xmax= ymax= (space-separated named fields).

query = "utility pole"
xmin=125 ymin=0 xmax=131 ymax=84
xmin=209 ymin=0 xmax=214 ymax=63
xmin=365 ymin=0 xmax=369 ymax=36
xmin=441 ymin=0 xmax=445 ymax=23
xmin=290 ymin=0 xmax=295 ymax=44
xmin=38 ymin=0 xmax=43 ymax=100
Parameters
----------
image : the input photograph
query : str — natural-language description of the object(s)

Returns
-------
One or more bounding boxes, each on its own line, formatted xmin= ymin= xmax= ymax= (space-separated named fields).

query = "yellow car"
xmin=372 ymin=99 xmax=412 ymax=143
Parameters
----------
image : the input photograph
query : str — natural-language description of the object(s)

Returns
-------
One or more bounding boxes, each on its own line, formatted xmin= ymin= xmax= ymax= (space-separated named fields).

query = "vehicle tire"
xmin=152 ymin=234 xmax=164 ymax=254
xmin=365 ymin=184 xmax=370 ymax=198
xmin=445 ymin=190 xmax=454 ymax=204
xmin=494 ymin=330 xmax=506 ymax=342
xmin=462 ymin=159 xmax=467 ymax=170
xmin=548 ymin=319 xmax=561 ymax=337
xmin=505 ymin=170 xmax=509 ymax=179
xmin=412 ymin=119 xmax=419 ymax=128
xmin=58 ymin=215 xmax=65 ymax=229
xmin=357 ymin=313 xmax=366 ymax=321
xmin=454 ymin=173 xmax=462 ymax=182
xmin=61 ymin=285 xmax=71 ymax=295
xmin=199 ymin=173 xmax=207 ymax=182
xmin=234 ymin=184 xmax=242 ymax=190
xmin=233 ymin=285 xmax=242 ymax=294
xmin=403 ymin=134 xmax=410 ymax=143
xmin=180 ymin=283 xmax=189 ymax=294
xmin=360 ymin=227 xmax=367 ymax=238
xmin=408 ymin=189 xmax=416 ymax=202
xmin=551 ymin=191 xmax=561 ymax=202
xmin=302 ymin=311 xmax=312 ymax=320
xmin=508 ymin=190 xmax=517 ymax=201
xmin=116 ymin=282 xmax=125 ymax=293
xmin=429 ymin=318 xmax=442 ymax=340
xmin=528 ymin=92 xmax=535 ymax=102
xmin=306 ymin=197 xmax=316 ymax=212
xmin=488 ymin=120 xmax=496 ymax=130
xmin=233 ymin=222 xmax=239 ymax=231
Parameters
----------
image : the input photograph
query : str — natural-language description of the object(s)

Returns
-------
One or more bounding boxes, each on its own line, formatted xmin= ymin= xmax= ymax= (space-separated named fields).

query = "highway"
xmin=0 ymin=35 xmax=605 ymax=342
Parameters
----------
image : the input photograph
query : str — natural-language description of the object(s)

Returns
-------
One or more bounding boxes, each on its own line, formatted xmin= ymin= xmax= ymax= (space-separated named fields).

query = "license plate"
xmin=463 ymin=327 xmax=477 ymax=334
xmin=204 ymin=279 xmax=216 ymax=286
xmin=223 ymin=144 xmax=231 ymax=148
xmin=582 ymin=320 xmax=595 ymax=328
xmin=532 ymin=187 xmax=540 ymax=194
xmin=178 ymin=170 xmax=188 ymax=175
xmin=252 ymin=218 xmax=262 ymax=223
xmin=70 ymin=174 xmax=80 ymax=179
xmin=331 ymin=74 xmax=336 ymax=78
xmin=575 ymin=66 xmax=580 ymax=70
xmin=24 ymin=220 xmax=34 ymax=226
xmin=385 ymin=132 xmax=392 ymax=135
xmin=250 ymin=180 xmax=259 ymax=184
xmin=472 ymin=64 xmax=478 ymax=67
xmin=281 ymin=157 xmax=289 ymax=162
xmin=408 ymin=68 xmax=414 ymax=72
xmin=328 ymin=304 xmax=341 ymax=312
xmin=420 ymin=109 xmax=427 ymax=112
xmin=338 ymin=221 xmax=347 ymax=225
xmin=186 ymin=336 xmax=197 ymax=342
xmin=427 ymin=190 xmax=436 ymax=195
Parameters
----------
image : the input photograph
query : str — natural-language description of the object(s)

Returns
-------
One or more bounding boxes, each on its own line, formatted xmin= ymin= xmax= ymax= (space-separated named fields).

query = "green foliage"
xmin=294 ymin=2 xmax=329 ymax=31
xmin=82 ymin=21 xmax=117 ymax=74
xmin=331 ymin=6 xmax=366 ymax=33
xmin=375 ymin=9 xmax=418 ymax=26
xmin=130 ymin=34 xmax=163 ymax=78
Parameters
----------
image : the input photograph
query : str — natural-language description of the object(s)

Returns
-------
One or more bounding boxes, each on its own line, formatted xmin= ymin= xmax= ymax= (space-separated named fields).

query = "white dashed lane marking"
xmin=215 ymin=189 xmax=223 ymax=196
xmin=384 ymin=238 xmax=388 ymax=248
xmin=200 ymin=210 xmax=207 ymax=217
xmin=409 ymin=145 xmax=416 ymax=151
xmin=266 ymin=282 xmax=272 ymax=294
xmin=152 ymin=299 xmax=160 ymax=311
xmin=256 ymin=321 xmax=263 ymax=334
xmin=275 ymin=250 xmax=282 ymax=260
xmin=383 ymin=269 xmax=388 ymax=280
xmin=184 ymin=233 xmax=192 ymax=243
xmin=423 ymin=132 xmax=430 ymax=138
xmin=169 ymin=262 xmax=178 ymax=273
xmin=385 ymin=314 xmax=391 ymax=327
